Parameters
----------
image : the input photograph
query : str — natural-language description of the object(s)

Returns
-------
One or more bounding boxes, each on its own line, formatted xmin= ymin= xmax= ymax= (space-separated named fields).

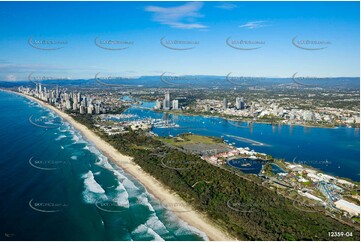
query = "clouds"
xmin=0 ymin=63 xmax=55 ymax=82
xmin=215 ymin=3 xmax=238 ymax=10
xmin=0 ymin=59 xmax=11 ymax=65
xmin=144 ymin=2 xmax=267 ymax=31
xmin=0 ymin=63 xmax=71 ymax=74
xmin=0 ymin=62 xmax=100 ymax=81
xmin=5 ymin=74 xmax=17 ymax=82
xmin=239 ymin=21 xmax=269 ymax=29
xmin=145 ymin=2 xmax=207 ymax=29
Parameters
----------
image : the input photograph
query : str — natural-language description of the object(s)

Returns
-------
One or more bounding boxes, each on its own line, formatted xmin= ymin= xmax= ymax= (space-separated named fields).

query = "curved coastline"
xmin=10 ymin=90 xmax=235 ymax=241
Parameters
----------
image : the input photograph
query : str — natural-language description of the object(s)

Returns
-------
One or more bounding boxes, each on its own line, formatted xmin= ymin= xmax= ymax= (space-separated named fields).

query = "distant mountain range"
xmin=0 ymin=76 xmax=359 ymax=89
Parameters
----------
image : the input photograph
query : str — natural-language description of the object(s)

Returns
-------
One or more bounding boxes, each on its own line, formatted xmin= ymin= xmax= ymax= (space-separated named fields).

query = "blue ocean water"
xmin=0 ymin=91 xmax=207 ymax=241
xmin=123 ymin=101 xmax=360 ymax=181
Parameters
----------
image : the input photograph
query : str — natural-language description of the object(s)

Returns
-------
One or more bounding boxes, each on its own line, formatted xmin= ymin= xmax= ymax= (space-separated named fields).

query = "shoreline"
xmin=10 ymin=90 xmax=235 ymax=241
xmin=152 ymin=108 xmax=356 ymax=129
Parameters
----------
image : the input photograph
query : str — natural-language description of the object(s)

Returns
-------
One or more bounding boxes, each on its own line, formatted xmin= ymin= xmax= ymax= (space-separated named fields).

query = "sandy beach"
xmin=14 ymin=91 xmax=235 ymax=241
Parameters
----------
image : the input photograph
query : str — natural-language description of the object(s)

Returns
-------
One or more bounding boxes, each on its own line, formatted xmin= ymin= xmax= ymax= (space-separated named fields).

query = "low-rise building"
xmin=334 ymin=199 xmax=360 ymax=216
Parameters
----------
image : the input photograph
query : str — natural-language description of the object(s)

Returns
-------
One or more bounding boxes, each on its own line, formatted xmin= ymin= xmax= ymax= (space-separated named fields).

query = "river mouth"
xmin=118 ymin=101 xmax=359 ymax=182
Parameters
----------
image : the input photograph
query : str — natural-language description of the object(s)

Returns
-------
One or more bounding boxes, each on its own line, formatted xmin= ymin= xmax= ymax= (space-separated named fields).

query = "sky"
xmin=0 ymin=1 xmax=359 ymax=81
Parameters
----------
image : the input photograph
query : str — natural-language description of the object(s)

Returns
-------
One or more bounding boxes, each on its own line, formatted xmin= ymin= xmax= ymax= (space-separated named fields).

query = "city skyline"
xmin=0 ymin=1 xmax=359 ymax=240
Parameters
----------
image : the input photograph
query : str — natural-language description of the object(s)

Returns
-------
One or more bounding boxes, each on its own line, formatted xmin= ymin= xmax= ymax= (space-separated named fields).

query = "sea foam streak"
xmin=82 ymin=171 xmax=107 ymax=203
xmin=84 ymin=139 xmax=208 ymax=240
xmin=131 ymin=224 xmax=164 ymax=241
xmin=29 ymin=99 xmax=209 ymax=240
xmin=114 ymin=182 xmax=130 ymax=208
xmin=146 ymin=214 xmax=170 ymax=235
xmin=55 ymin=135 xmax=66 ymax=141
xmin=9 ymin=91 xmax=218 ymax=240
xmin=165 ymin=210 xmax=209 ymax=240
xmin=82 ymin=171 xmax=105 ymax=193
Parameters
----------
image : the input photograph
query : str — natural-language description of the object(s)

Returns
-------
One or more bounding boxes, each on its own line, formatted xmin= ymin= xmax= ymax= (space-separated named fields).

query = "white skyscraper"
xmin=163 ymin=91 xmax=171 ymax=110
xmin=77 ymin=92 xmax=81 ymax=103
xmin=95 ymin=104 xmax=100 ymax=114
xmin=65 ymin=99 xmax=72 ymax=110
xmin=250 ymin=102 xmax=255 ymax=115
xmin=223 ymin=98 xmax=228 ymax=109
xmin=80 ymin=105 xmax=86 ymax=114
xmin=87 ymin=104 xmax=94 ymax=114
xmin=172 ymin=100 xmax=179 ymax=110
xmin=236 ymin=97 xmax=244 ymax=110
xmin=73 ymin=102 xmax=78 ymax=110
xmin=56 ymin=85 xmax=59 ymax=98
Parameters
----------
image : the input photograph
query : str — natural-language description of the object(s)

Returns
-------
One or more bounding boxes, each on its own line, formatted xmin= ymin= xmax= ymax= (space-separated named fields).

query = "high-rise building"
xmin=72 ymin=102 xmax=77 ymax=110
xmin=303 ymin=111 xmax=314 ymax=121
xmin=250 ymin=102 xmax=255 ymax=115
xmin=87 ymin=104 xmax=94 ymax=114
xmin=94 ymin=104 xmax=100 ymax=114
xmin=79 ymin=105 xmax=86 ymax=114
xmin=77 ymin=92 xmax=81 ymax=103
xmin=64 ymin=93 xmax=70 ymax=102
xmin=163 ymin=91 xmax=171 ymax=110
xmin=272 ymin=105 xmax=278 ymax=115
xmin=72 ymin=98 xmax=78 ymax=110
xmin=204 ymin=105 xmax=210 ymax=112
xmin=84 ymin=97 xmax=88 ymax=108
xmin=236 ymin=97 xmax=244 ymax=110
xmin=223 ymin=98 xmax=228 ymax=109
xmin=56 ymin=85 xmax=59 ymax=98
xmin=65 ymin=99 xmax=72 ymax=110
xmin=172 ymin=100 xmax=179 ymax=110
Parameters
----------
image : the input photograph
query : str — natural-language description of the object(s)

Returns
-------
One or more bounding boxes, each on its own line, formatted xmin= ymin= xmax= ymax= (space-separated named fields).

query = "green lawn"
xmin=156 ymin=134 xmax=222 ymax=147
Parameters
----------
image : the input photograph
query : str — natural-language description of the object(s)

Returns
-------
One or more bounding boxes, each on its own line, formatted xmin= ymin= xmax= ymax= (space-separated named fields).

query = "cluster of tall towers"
xmin=223 ymin=97 xmax=245 ymax=110
xmin=19 ymin=84 xmax=106 ymax=115
xmin=156 ymin=91 xmax=179 ymax=110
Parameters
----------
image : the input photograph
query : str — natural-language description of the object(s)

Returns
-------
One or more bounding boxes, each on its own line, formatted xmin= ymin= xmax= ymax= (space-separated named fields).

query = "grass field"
xmin=156 ymin=134 xmax=223 ymax=147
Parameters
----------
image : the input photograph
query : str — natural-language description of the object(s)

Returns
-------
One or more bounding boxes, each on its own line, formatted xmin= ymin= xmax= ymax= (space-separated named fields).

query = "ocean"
xmin=0 ymin=90 xmax=207 ymax=241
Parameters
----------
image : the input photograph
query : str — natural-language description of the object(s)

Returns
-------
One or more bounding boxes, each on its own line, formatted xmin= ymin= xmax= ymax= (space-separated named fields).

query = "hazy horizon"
xmin=0 ymin=1 xmax=359 ymax=81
